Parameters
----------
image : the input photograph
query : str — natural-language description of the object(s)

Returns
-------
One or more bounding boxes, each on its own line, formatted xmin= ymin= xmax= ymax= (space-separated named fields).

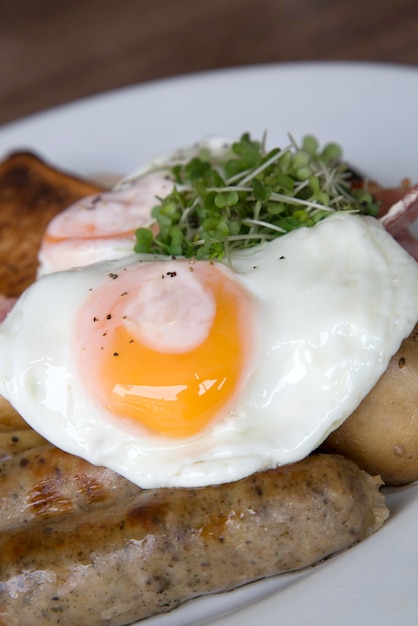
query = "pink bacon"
xmin=374 ymin=181 xmax=418 ymax=261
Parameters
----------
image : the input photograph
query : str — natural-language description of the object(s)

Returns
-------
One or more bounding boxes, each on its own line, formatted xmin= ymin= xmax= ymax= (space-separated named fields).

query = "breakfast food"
xmin=1 ymin=135 xmax=418 ymax=488
xmin=0 ymin=440 xmax=141 ymax=533
xmin=0 ymin=151 xmax=103 ymax=298
xmin=0 ymin=133 xmax=416 ymax=624
xmin=0 ymin=423 xmax=46 ymax=460
xmin=1 ymin=212 xmax=418 ymax=489
xmin=323 ymin=322 xmax=418 ymax=484
xmin=0 ymin=453 xmax=388 ymax=626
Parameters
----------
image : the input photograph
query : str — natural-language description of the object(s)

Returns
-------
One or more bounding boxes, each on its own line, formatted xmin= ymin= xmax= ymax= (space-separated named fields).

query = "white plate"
xmin=1 ymin=61 xmax=418 ymax=626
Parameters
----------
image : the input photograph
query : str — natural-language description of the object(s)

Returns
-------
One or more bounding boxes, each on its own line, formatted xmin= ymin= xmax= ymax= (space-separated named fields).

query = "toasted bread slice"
xmin=0 ymin=151 xmax=103 ymax=298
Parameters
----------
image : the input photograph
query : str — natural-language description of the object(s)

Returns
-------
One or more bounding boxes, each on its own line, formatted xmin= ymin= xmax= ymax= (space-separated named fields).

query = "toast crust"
xmin=0 ymin=151 xmax=102 ymax=297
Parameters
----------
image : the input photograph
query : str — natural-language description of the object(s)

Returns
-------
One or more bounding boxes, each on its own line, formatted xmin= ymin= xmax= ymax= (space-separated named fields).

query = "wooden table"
xmin=1 ymin=0 xmax=418 ymax=127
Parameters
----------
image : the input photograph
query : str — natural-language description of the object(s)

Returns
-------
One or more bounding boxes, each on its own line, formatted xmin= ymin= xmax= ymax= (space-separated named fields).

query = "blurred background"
xmin=1 ymin=0 xmax=418 ymax=127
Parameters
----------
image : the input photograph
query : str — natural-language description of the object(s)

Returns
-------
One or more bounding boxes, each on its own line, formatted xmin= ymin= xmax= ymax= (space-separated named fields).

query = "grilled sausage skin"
xmin=0 ymin=453 xmax=387 ymax=626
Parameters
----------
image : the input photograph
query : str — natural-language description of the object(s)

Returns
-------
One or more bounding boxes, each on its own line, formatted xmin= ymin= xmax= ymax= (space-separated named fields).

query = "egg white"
xmin=1 ymin=213 xmax=418 ymax=488
xmin=37 ymin=137 xmax=234 ymax=277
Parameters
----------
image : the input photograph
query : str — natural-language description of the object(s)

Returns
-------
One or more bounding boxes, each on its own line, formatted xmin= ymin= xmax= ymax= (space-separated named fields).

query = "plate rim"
xmin=2 ymin=58 xmax=418 ymax=133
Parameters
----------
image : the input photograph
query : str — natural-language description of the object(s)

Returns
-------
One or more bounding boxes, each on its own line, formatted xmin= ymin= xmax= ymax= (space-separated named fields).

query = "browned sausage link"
xmin=0 ymin=397 xmax=28 ymax=432
xmin=0 ymin=444 xmax=141 ymax=532
xmin=0 ymin=454 xmax=388 ymax=626
xmin=0 ymin=428 xmax=47 ymax=459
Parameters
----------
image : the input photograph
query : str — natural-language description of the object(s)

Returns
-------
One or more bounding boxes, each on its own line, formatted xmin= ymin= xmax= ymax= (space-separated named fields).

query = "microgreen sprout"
xmin=134 ymin=133 xmax=380 ymax=261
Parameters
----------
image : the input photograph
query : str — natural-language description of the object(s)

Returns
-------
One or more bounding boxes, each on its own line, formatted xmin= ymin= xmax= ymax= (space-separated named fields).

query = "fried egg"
xmin=1 ymin=213 xmax=418 ymax=488
xmin=37 ymin=171 xmax=170 ymax=276
xmin=37 ymin=137 xmax=232 ymax=276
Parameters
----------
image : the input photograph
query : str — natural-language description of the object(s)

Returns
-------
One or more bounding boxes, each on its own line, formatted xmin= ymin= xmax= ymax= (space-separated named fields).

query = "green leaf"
xmin=134 ymin=227 xmax=153 ymax=253
xmin=214 ymin=191 xmax=239 ymax=208
xmin=321 ymin=142 xmax=342 ymax=164
xmin=252 ymin=178 xmax=271 ymax=201
xmin=302 ymin=135 xmax=319 ymax=155
xmin=185 ymin=158 xmax=211 ymax=181
xmin=167 ymin=226 xmax=184 ymax=256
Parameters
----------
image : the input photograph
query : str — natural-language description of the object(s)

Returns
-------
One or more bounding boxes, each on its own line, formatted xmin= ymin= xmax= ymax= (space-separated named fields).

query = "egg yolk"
xmin=77 ymin=260 xmax=254 ymax=438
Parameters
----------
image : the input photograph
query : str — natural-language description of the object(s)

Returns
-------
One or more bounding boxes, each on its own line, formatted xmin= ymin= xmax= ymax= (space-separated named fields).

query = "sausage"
xmin=0 ymin=428 xmax=47 ymax=459
xmin=0 ymin=397 xmax=28 ymax=432
xmin=0 ymin=444 xmax=140 ymax=532
xmin=0 ymin=396 xmax=48 ymax=461
xmin=0 ymin=453 xmax=388 ymax=626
